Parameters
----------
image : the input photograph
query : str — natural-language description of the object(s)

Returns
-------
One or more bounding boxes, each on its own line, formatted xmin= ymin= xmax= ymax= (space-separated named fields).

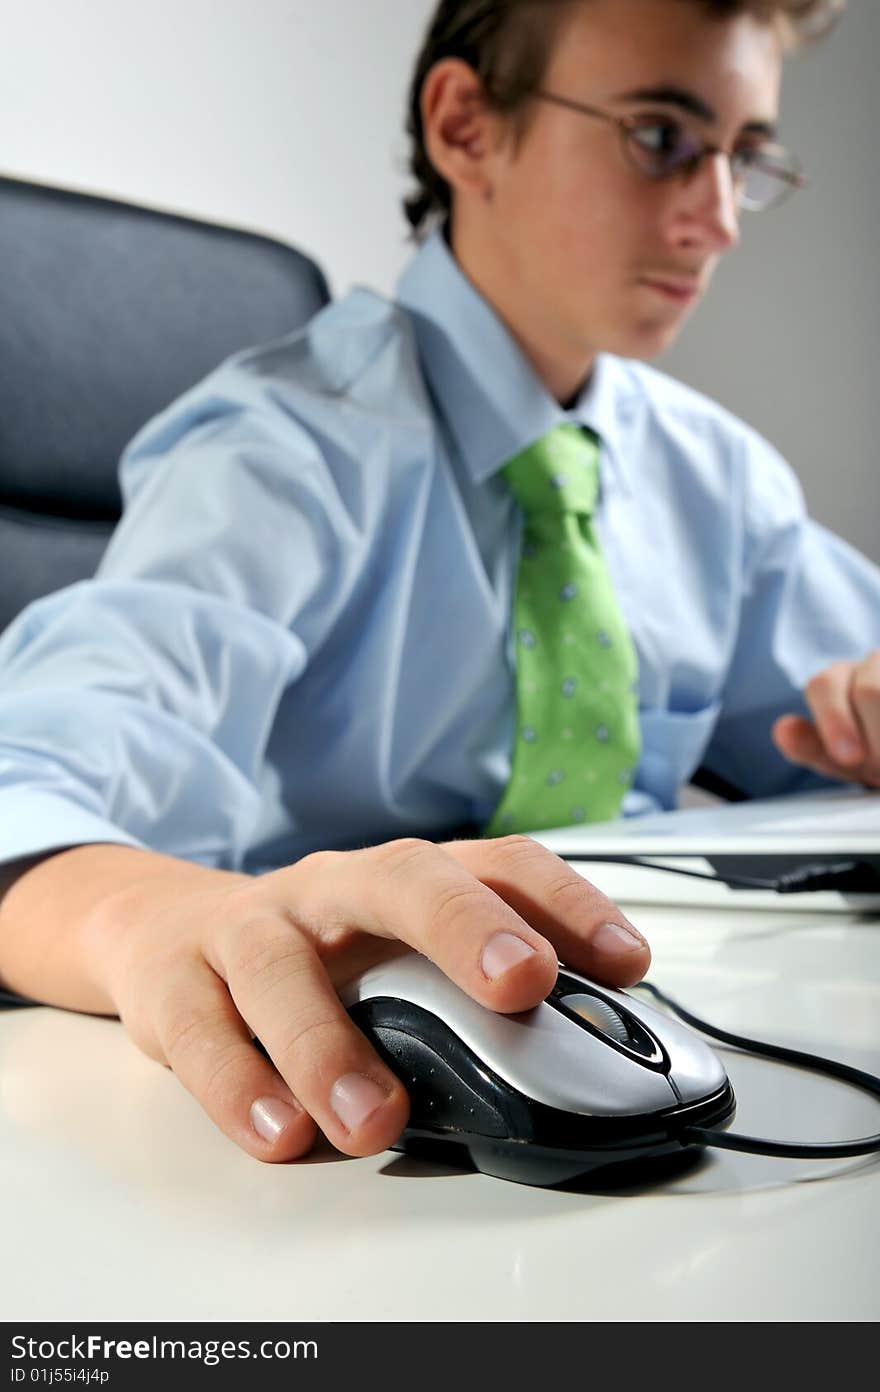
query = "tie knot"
xmin=501 ymin=424 xmax=600 ymax=520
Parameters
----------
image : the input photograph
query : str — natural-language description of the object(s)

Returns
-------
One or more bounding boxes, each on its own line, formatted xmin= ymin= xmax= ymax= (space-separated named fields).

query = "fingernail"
xmin=250 ymin=1095 xmax=301 ymax=1143
xmin=330 ymin=1073 xmax=389 ymax=1133
xmin=835 ymin=738 xmax=862 ymax=763
xmin=593 ymin=920 xmax=648 ymax=955
xmin=481 ymin=931 xmax=536 ymax=980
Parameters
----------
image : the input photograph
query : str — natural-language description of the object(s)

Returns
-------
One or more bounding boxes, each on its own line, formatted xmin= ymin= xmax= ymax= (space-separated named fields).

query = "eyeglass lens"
xmin=625 ymin=119 xmax=795 ymax=209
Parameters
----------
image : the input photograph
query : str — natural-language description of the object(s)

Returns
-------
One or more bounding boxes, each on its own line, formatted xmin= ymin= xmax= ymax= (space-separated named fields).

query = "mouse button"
xmin=612 ymin=992 xmax=730 ymax=1104
xmin=514 ymin=1006 xmax=679 ymax=1115
xmin=367 ymin=1025 xmax=512 ymax=1139
xmin=665 ymin=1035 xmax=730 ymax=1105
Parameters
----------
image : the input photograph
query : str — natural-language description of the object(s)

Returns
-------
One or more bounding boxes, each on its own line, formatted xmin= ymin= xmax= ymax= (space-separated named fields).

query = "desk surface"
xmin=2 ymin=903 xmax=878 ymax=1323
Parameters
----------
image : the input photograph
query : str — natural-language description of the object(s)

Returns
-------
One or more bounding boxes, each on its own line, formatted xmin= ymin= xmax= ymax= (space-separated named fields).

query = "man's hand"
xmin=772 ymin=651 xmax=880 ymax=787
xmin=72 ymin=836 xmax=650 ymax=1164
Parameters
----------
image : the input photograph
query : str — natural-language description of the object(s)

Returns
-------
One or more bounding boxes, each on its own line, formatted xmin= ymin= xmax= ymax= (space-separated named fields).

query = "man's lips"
xmin=639 ymin=275 xmax=702 ymax=304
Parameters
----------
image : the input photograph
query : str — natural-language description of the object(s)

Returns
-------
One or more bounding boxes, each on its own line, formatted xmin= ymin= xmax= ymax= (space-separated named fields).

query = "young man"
xmin=0 ymin=0 xmax=877 ymax=1166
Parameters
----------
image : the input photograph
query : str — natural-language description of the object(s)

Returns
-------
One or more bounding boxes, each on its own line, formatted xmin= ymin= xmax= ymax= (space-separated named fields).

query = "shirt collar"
xmin=395 ymin=228 xmax=636 ymax=497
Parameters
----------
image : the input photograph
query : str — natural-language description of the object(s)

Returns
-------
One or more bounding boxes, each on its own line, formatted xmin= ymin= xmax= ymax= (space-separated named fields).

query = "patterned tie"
xmin=485 ymin=423 xmax=641 ymax=835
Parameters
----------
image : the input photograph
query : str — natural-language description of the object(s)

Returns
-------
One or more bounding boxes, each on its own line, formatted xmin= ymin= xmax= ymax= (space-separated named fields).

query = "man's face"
xmin=466 ymin=0 xmax=784 ymax=375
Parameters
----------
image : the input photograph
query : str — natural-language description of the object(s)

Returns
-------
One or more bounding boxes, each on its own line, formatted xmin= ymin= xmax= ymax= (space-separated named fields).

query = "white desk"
xmin=1 ymin=904 xmax=878 ymax=1323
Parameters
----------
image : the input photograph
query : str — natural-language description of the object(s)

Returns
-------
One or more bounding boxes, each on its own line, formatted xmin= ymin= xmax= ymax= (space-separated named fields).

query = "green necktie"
xmin=485 ymin=423 xmax=641 ymax=835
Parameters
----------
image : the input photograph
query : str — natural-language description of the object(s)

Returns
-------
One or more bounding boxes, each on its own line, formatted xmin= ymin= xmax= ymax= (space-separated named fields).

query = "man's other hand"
xmin=772 ymin=650 xmax=880 ymax=787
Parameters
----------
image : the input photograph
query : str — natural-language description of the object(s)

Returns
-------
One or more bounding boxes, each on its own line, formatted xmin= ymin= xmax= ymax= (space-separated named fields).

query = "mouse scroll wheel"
xmin=563 ymin=994 xmax=631 ymax=1044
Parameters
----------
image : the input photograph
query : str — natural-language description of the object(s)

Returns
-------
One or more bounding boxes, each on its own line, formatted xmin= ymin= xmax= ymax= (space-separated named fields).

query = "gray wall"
xmin=660 ymin=0 xmax=879 ymax=563
xmin=1 ymin=0 xmax=876 ymax=561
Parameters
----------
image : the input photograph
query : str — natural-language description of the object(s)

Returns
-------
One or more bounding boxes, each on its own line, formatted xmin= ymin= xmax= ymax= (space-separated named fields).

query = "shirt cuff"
xmin=0 ymin=790 xmax=145 ymax=867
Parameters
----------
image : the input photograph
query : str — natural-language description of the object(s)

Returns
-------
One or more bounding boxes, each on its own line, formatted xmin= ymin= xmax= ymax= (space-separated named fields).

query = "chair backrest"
xmin=0 ymin=175 xmax=331 ymax=635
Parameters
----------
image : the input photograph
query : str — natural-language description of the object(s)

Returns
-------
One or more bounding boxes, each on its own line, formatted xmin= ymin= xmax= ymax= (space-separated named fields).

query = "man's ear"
xmin=421 ymin=58 xmax=501 ymax=203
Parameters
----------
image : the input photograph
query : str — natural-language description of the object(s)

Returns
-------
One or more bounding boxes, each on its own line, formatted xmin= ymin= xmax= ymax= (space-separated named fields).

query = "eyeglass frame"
xmin=530 ymin=89 xmax=806 ymax=211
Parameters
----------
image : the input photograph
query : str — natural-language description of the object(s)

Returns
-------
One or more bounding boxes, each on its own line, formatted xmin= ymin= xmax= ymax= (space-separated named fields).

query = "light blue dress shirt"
xmin=1 ymin=229 xmax=878 ymax=872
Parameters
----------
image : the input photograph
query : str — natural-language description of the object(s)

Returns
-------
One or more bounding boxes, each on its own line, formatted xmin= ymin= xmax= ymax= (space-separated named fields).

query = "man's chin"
xmin=613 ymin=314 xmax=692 ymax=361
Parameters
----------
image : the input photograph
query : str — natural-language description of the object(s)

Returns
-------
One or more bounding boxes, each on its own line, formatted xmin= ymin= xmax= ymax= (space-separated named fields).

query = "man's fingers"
xmin=282 ymin=836 xmax=647 ymax=1009
xmin=154 ymin=956 xmax=319 ymax=1163
xmin=447 ymin=835 xmax=651 ymax=988
xmin=277 ymin=840 xmax=560 ymax=1014
xmin=771 ymin=713 xmax=845 ymax=779
xmin=213 ymin=915 xmax=410 ymax=1158
xmin=773 ymin=710 xmax=880 ymax=785
xmin=774 ymin=653 xmax=880 ymax=787
xmin=803 ymin=662 xmax=868 ymax=768
xmin=851 ymin=652 xmax=880 ymax=765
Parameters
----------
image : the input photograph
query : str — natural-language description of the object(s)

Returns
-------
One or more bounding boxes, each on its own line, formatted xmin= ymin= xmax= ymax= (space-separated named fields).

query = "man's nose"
xmin=672 ymin=152 xmax=742 ymax=254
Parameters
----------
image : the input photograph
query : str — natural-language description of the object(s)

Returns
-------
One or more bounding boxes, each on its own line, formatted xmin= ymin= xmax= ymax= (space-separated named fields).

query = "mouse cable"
xmin=560 ymin=853 xmax=879 ymax=894
xmin=633 ymin=979 xmax=880 ymax=1159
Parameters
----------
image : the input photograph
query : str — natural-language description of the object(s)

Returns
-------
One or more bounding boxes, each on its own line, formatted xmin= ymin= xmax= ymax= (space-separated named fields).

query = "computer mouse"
xmin=342 ymin=954 xmax=736 ymax=1187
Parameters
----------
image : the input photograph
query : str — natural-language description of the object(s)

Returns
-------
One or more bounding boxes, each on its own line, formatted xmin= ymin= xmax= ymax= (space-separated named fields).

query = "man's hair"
xmin=403 ymin=0 xmax=845 ymax=236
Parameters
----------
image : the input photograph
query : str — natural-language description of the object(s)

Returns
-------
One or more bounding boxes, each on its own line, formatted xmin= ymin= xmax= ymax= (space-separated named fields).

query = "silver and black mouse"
xmin=343 ymin=954 xmax=736 ymax=1187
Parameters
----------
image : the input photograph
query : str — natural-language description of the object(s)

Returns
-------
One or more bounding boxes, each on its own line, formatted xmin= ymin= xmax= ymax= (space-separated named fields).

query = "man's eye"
xmin=630 ymin=120 xmax=682 ymax=156
xmin=733 ymin=145 xmax=765 ymax=168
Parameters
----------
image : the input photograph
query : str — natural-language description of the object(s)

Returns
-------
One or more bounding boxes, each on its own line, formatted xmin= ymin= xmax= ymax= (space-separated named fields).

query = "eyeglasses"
xmin=532 ymin=90 xmax=806 ymax=212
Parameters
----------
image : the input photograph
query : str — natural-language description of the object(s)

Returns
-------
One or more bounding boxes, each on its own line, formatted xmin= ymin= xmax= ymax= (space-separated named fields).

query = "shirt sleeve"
xmin=701 ymin=428 xmax=880 ymax=799
xmin=0 ymin=357 xmax=364 ymax=870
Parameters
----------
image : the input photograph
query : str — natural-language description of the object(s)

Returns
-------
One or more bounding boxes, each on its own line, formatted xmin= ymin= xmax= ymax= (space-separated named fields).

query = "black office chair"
xmin=0 ymin=175 xmax=331 ymax=636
